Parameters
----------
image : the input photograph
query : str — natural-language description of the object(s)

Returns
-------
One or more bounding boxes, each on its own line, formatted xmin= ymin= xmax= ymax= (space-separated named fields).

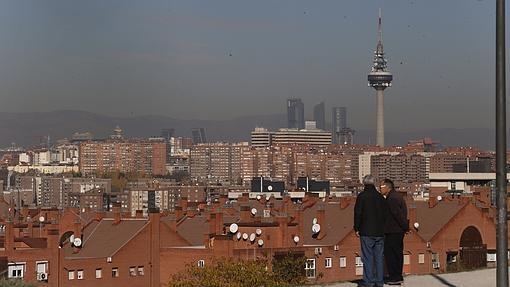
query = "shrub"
xmin=272 ymin=252 xmax=307 ymax=285
xmin=169 ymin=257 xmax=306 ymax=287
xmin=0 ymin=279 xmax=36 ymax=287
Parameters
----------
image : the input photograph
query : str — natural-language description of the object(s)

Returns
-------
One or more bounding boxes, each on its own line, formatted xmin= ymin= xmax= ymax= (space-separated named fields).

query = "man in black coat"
xmin=380 ymin=178 xmax=409 ymax=285
xmin=354 ymin=175 xmax=388 ymax=287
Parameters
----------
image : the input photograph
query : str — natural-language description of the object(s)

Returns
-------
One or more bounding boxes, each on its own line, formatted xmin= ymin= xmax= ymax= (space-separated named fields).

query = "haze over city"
xmin=1 ymin=1 xmax=510 ymax=287
xmin=0 ymin=0 xmax=496 ymax=135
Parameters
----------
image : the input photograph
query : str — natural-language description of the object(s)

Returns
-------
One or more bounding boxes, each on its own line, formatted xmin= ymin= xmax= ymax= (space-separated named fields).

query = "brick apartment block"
xmin=0 ymin=190 xmax=501 ymax=286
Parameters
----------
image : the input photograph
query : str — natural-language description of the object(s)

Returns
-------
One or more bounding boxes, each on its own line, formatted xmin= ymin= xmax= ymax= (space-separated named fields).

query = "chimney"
xmin=174 ymin=206 xmax=183 ymax=220
xmin=112 ymin=203 xmax=121 ymax=225
xmin=340 ymin=197 xmax=351 ymax=209
xmin=240 ymin=205 xmax=250 ymax=222
xmin=148 ymin=208 xmax=160 ymax=287
xmin=277 ymin=215 xmax=288 ymax=248
xmin=180 ymin=197 xmax=188 ymax=215
xmin=408 ymin=205 xmax=417 ymax=231
xmin=73 ymin=218 xmax=82 ymax=239
xmin=209 ymin=213 xmax=217 ymax=235
xmin=5 ymin=220 xmax=13 ymax=251
xmin=239 ymin=193 xmax=249 ymax=204
xmin=27 ymin=218 xmax=33 ymax=237
xmin=294 ymin=205 xmax=303 ymax=239
xmin=428 ymin=196 xmax=438 ymax=208
xmin=216 ymin=209 xmax=224 ymax=235
xmin=95 ymin=210 xmax=105 ymax=221
xmin=316 ymin=204 xmax=327 ymax=240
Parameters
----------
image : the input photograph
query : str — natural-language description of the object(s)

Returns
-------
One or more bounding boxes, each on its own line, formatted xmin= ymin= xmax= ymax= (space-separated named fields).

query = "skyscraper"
xmin=367 ymin=9 xmax=393 ymax=147
xmin=191 ymin=128 xmax=207 ymax=144
xmin=331 ymin=107 xmax=347 ymax=144
xmin=313 ymin=102 xmax=326 ymax=130
xmin=160 ymin=129 xmax=175 ymax=162
xmin=287 ymin=98 xmax=305 ymax=129
xmin=160 ymin=129 xmax=175 ymax=140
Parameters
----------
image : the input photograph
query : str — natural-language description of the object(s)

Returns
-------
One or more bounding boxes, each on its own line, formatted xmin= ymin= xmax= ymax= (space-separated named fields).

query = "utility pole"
xmin=496 ymin=0 xmax=508 ymax=286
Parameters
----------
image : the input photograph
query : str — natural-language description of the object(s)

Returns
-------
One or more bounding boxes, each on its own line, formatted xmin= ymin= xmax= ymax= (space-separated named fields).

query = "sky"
xmin=0 ymin=0 xmax=499 ymax=132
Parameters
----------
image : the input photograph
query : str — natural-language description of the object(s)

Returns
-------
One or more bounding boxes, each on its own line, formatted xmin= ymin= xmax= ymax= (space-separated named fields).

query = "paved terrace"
xmin=311 ymin=268 xmax=504 ymax=287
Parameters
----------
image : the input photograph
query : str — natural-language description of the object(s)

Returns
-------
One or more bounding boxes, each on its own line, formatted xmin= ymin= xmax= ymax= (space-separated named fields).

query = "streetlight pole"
xmin=496 ymin=0 xmax=508 ymax=286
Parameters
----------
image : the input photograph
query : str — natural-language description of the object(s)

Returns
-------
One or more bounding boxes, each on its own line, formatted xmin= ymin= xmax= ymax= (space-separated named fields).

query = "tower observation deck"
xmin=367 ymin=9 xmax=392 ymax=147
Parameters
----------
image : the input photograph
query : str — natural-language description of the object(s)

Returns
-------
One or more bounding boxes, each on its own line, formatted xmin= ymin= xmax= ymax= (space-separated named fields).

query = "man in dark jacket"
xmin=380 ymin=178 xmax=409 ymax=285
xmin=354 ymin=175 xmax=388 ymax=287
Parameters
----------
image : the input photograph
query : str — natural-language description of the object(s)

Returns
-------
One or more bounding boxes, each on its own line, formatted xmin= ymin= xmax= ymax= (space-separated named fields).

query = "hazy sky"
xmin=0 ymin=0 xmax=498 ymax=132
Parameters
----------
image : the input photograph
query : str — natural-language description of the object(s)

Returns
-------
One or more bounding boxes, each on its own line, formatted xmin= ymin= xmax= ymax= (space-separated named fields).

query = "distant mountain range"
xmin=0 ymin=110 xmax=497 ymax=150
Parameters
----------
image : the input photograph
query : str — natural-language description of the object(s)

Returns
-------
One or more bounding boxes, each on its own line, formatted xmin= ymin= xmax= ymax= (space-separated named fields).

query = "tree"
xmin=272 ymin=252 xmax=307 ymax=285
xmin=0 ymin=279 xmax=36 ymax=287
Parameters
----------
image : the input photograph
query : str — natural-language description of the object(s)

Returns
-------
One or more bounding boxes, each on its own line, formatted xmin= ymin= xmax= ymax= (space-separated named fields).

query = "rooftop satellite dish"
xmin=293 ymin=235 xmax=300 ymax=243
xmin=312 ymin=218 xmax=318 ymax=225
xmin=437 ymin=195 xmax=442 ymax=201
xmin=249 ymin=233 xmax=256 ymax=242
xmin=256 ymin=195 xmax=262 ymax=200
xmin=258 ymin=239 xmax=264 ymax=246
xmin=229 ymin=223 xmax=239 ymax=234
xmin=255 ymin=228 xmax=262 ymax=236
xmin=39 ymin=216 xmax=45 ymax=223
xmin=73 ymin=237 xmax=82 ymax=247
xmin=414 ymin=222 xmax=420 ymax=229
xmin=242 ymin=233 xmax=248 ymax=240
xmin=312 ymin=223 xmax=321 ymax=234
xmin=236 ymin=232 xmax=242 ymax=240
xmin=251 ymin=208 xmax=257 ymax=216
xmin=268 ymin=185 xmax=273 ymax=191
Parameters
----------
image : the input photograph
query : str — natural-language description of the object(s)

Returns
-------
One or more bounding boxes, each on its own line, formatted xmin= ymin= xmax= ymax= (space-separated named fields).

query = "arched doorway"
xmin=459 ymin=226 xmax=487 ymax=269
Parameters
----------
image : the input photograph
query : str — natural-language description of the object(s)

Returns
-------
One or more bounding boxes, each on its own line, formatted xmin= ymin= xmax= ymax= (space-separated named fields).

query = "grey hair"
xmin=362 ymin=174 xmax=376 ymax=186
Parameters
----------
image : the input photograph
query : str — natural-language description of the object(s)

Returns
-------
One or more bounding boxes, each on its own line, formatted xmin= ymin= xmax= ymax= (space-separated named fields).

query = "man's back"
xmin=354 ymin=185 xmax=388 ymax=236
xmin=384 ymin=189 xmax=409 ymax=233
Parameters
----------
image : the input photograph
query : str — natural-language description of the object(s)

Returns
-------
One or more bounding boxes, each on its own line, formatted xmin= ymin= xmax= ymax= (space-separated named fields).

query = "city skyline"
xmin=0 ymin=0 xmax=496 ymax=132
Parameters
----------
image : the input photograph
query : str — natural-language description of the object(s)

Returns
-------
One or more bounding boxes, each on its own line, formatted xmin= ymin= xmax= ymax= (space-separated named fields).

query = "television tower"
xmin=368 ymin=9 xmax=392 ymax=147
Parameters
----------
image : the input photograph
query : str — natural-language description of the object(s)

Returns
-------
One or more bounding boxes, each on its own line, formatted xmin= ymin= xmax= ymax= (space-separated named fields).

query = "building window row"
xmin=8 ymin=261 xmax=49 ymax=281
xmin=68 ymin=266 xmax=144 ymax=280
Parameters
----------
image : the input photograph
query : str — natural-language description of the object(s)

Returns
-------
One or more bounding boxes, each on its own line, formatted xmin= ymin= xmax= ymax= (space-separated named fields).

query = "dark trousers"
xmin=384 ymin=232 xmax=405 ymax=282
xmin=360 ymin=236 xmax=385 ymax=286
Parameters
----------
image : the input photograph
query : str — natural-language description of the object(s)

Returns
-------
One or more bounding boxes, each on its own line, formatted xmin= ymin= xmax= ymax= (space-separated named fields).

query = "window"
xmin=35 ymin=261 xmax=48 ymax=282
xmin=432 ymin=253 xmax=440 ymax=269
xmin=77 ymin=270 xmax=84 ymax=280
xmin=305 ymin=259 xmax=315 ymax=278
xmin=418 ymin=253 xmax=425 ymax=264
xmin=488 ymin=253 xmax=497 ymax=262
xmin=36 ymin=261 xmax=48 ymax=274
xmin=96 ymin=269 xmax=102 ymax=279
xmin=68 ymin=270 xmax=75 ymax=280
xmin=197 ymin=260 xmax=205 ymax=268
xmin=8 ymin=263 xmax=25 ymax=279
xmin=355 ymin=256 xmax=363 ymax=267
xmin=112 ymin=267 xmax=119 ymax=278
xmin=137 ymin=266 xmax=144 ymax=276
xmin=36 ymin=261 xmax=48 ymax=281
xmin=447 ymin=253 xmax=457 ymax=264
xmin=355 ymin=256 xmax=363 ymax=276
xmin=129 ymin=266 xmax=137 ymax=276
xmin=325 ymin=257 xmax=332 ymax=268
xmin=404 ymin=254 xmax=411 ymax=265
xmin=339 ymin=256 xmax=347 ymax=268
